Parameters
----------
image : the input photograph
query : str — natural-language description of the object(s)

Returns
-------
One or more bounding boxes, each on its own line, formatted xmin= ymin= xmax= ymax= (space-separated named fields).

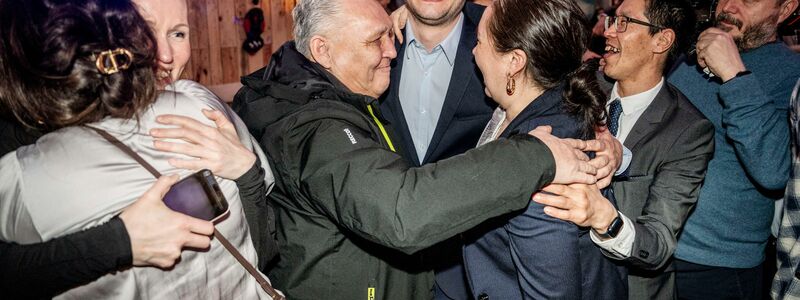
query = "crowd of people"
xmin=0 ymin=0 xmax=798 ymax=299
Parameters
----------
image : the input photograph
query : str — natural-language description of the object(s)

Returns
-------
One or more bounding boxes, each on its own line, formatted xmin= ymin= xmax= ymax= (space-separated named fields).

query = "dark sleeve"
xmin=292 ymin=119 xmax=556 ymax=254
xmin=234 ymin=157 xmax=278 ymax=269
xmin=0 ymin=217 xmax=132 ymax=299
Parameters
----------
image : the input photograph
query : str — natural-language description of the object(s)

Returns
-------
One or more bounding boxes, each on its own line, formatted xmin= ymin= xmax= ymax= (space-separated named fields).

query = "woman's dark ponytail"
xmin=563 ymin=58 xmax=607 ymax=139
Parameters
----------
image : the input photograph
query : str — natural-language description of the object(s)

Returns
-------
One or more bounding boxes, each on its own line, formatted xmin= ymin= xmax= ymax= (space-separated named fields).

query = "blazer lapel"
xmin=380 ymin=33 xmax=421 ymax=166
xmin=623 ymin=85 xmax=676 ymax=150
xmin=421 ymin=12 xmax=479 ymax=164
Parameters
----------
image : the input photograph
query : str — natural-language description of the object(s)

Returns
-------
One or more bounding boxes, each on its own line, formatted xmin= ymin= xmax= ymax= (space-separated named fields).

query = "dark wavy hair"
xmin=0 ymin=0 xmax=157 ymax=131
xmin=489 ymin=0 xmax=607 ymax=138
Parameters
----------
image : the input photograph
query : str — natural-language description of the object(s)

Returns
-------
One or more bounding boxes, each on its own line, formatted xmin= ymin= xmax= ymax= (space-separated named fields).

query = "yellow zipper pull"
xmin=368 ymin=287 xmax=376 ymax=300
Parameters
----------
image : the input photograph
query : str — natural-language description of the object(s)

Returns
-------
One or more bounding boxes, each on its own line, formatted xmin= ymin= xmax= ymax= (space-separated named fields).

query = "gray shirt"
xmin=398 ymin=14 xmax=464 ymax=162
xmin=0 ymin=80 xmax=277 ymax=299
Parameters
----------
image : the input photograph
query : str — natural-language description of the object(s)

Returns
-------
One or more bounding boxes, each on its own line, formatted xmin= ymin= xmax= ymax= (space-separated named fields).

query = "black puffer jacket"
xmin=233 ymin=42 xmax=558 ymax=300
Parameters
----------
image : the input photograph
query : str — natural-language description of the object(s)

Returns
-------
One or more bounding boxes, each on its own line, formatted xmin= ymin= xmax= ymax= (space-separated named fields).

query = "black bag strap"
xmin=85 ymin=125 xmax=284 ymax=300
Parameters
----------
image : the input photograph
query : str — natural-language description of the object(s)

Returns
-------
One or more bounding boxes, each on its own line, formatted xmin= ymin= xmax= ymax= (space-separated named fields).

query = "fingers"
xmin=166 ymin=158 xmax=206 ymax=172
xmin=596 ymin=174 xmax=613 ymax=190
xmin=541 ymin=184 xmax=569 ymax=196
xmin=560 ymin=138 xmax=588 ymax=151
xmin=390 ymin=4 xmax=408 ymax=44
xmin=154 ymin=140 xmax=208 ymax=158
xmin=202 ymin=109 xmax=236 ymax=135
xmin=146 ymin=175 xmax=179 ymax=200
xmin=582 ymin=139 xmax=605 ymax=152
xmin=529 ymin=125 xmax=553 ymax=135
xmin=182 ymin=215 xmax=215 ymax=236
xmin=588 ymin=155 xmax=610 ymax=171
xmin=151 ymin=127 xmax=213 ymax=147
xmin=183 ymin=232 xmax=213 ymax=250
xmin=156 ymin=114 xmax=216 ymax=134
xmin=572 ymin=148 xmax=590 ymax=162
xmin=542 ymin=206 xmax=573 ymax=221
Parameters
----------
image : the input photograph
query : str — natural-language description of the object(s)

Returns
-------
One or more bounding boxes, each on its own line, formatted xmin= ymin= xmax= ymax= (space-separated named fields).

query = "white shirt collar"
xmin=609 ymin=78 xmax=665 ymax=116
xmin=404 ymin=13 xmax=464 ymax=66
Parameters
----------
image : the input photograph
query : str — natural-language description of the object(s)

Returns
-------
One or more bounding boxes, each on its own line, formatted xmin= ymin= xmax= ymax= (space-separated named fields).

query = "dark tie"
xmin=608 ymin=99 xmax=623 ymax=137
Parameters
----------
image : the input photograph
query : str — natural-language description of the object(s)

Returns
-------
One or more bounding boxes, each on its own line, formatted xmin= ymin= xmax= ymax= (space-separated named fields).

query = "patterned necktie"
xmin=608 ymin=99 xmax=623 ymax=137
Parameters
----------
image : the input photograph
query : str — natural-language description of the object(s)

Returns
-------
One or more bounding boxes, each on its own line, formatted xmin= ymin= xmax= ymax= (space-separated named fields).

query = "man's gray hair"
xmin=292 ymin=0 xmax=343 ymax=56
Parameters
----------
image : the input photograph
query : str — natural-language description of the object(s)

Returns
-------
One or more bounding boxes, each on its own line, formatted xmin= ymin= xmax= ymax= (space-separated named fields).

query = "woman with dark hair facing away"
xmin=0 ymin=0 xmax=276 ymax=298
xmin=462 ymin=0 xmax=627 ymax=298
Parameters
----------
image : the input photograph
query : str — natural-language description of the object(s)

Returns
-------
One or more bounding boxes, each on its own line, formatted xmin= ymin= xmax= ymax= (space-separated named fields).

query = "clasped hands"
xmin=528 ymin=126 xmax=622 ymax=234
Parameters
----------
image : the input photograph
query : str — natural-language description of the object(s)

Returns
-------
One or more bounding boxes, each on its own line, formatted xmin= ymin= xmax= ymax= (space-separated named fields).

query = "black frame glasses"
xmin=604 ymin=15 xmax=664 ymax=33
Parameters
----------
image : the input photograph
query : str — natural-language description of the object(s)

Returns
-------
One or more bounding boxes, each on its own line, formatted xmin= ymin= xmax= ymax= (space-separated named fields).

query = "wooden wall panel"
xmin=185 ymin=0 xmax=296 ymax=86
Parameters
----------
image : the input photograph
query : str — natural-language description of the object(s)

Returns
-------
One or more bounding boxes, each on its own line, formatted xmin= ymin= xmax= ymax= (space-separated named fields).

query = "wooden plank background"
xmin=184 ymin=0 xmax=296 ymax=86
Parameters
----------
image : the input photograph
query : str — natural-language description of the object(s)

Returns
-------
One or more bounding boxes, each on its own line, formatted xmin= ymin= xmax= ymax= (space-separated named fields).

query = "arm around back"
xmin=289 ymin=119 xmax=556 ymax=254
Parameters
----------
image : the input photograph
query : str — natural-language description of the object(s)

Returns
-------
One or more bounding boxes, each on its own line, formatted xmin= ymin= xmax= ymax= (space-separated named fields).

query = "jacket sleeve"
xmin=0 ymin=218 xmax=132 ymax=299
xmin=625 ymin=119 xmax=715 ymax=270
xmin=292 ymin=119 xmax=556 ymax=254
xmin=235 ymin=157 xmax=279 ymax=268
xmin=719 ymin=73 xmax=791 ymax=191
xmin=505 ymin=202 xmax=581 ymax=299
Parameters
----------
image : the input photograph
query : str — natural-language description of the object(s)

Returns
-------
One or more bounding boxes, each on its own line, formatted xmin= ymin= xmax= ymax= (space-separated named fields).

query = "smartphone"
xmin=163 ymin=169 xmax=229 ymax=222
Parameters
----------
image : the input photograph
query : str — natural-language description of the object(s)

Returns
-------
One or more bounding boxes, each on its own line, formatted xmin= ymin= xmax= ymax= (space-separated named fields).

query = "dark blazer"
xmin=462 ymin=86 xmax=628 ymax=300
xmin=378 ymin=3 xmax=495 ymax=299
xmin=603 ymin=79 xmax=715 ymax=299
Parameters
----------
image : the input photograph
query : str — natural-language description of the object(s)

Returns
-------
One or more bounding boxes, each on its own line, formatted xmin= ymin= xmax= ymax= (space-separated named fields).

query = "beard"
xmin=715 ymin=12 xmax=779 ymax=51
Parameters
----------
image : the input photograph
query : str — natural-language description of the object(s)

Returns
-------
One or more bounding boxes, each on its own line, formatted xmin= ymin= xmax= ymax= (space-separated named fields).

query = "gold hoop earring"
xmin=506 ymin=76 xmax=516 ymax=96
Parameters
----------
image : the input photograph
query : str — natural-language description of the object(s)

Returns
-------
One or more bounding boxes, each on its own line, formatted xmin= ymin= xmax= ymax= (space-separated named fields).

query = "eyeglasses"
xmin=604 ymin=15 xmax=664 ymax=33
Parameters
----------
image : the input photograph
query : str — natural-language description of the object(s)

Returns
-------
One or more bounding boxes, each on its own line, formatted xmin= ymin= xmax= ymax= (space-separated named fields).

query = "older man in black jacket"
xmin=232 ymin=0 xmax=615 ymax=299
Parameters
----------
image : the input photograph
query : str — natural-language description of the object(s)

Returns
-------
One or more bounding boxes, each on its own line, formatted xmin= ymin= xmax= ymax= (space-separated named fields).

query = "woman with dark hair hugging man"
xmin=0 ymin=0 xmax=277 ymax=298
xmin=462 ymin=0 xmax=627 ymax=298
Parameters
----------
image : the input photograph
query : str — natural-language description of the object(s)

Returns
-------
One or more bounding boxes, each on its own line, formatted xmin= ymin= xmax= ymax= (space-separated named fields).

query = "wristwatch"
xmin=595 ymin=213 xmax=624 ymax=239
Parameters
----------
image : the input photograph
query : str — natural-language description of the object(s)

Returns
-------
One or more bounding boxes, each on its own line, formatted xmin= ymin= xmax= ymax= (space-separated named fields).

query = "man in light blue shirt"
xmin=398 ymin=14 xmax=463 ymax=161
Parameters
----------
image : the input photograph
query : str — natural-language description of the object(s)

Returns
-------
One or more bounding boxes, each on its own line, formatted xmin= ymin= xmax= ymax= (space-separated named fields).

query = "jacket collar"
xmin=242 ymin=42 xmax=385 ymax=121
xmin=501 ymin=84 xmax=565 ymax=138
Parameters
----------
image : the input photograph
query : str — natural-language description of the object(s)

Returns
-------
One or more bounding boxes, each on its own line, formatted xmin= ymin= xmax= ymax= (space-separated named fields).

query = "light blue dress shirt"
xmin=398 ymin=14 xmax=464 ymax=162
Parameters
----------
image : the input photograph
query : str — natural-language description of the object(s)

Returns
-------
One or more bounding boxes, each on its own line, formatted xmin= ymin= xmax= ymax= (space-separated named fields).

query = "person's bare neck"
xmin=504 ymin=83 xmax=544 ymax=123
xmin=409 ymin=14 xmax=461 ymax=53
xmin=616 ymin=62 xmax=664 ymax=98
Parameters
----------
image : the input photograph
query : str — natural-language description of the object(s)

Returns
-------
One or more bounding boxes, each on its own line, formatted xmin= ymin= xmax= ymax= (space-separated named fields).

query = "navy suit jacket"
xmin=462 ymin=86 xmax=628 ymax=300
xmin=378 ymin=3 xmax=495 ymax=299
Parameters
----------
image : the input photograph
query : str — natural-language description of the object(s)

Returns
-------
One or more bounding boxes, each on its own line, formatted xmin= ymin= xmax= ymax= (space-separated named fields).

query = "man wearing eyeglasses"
xmin=665 ymin=0 xmax=800 ymax=298
xmin=532 ymin=0 xmax=715 ymax=298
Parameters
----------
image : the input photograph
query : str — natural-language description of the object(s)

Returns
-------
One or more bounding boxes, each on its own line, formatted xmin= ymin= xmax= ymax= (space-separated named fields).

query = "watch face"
xmin=606 ymin=216 xmax=624 ymax=238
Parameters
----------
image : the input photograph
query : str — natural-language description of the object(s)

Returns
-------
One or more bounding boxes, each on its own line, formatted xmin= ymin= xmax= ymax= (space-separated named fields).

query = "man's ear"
xmin=778 ymin=0 xmax=798 ymax=24
xmin=309 ymin=35 xmax=333 ymax=69
xmin=507 ymin=49 xmax=528 ymax=79
xmin=653 ymin=28 xmax=675 ymax=55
